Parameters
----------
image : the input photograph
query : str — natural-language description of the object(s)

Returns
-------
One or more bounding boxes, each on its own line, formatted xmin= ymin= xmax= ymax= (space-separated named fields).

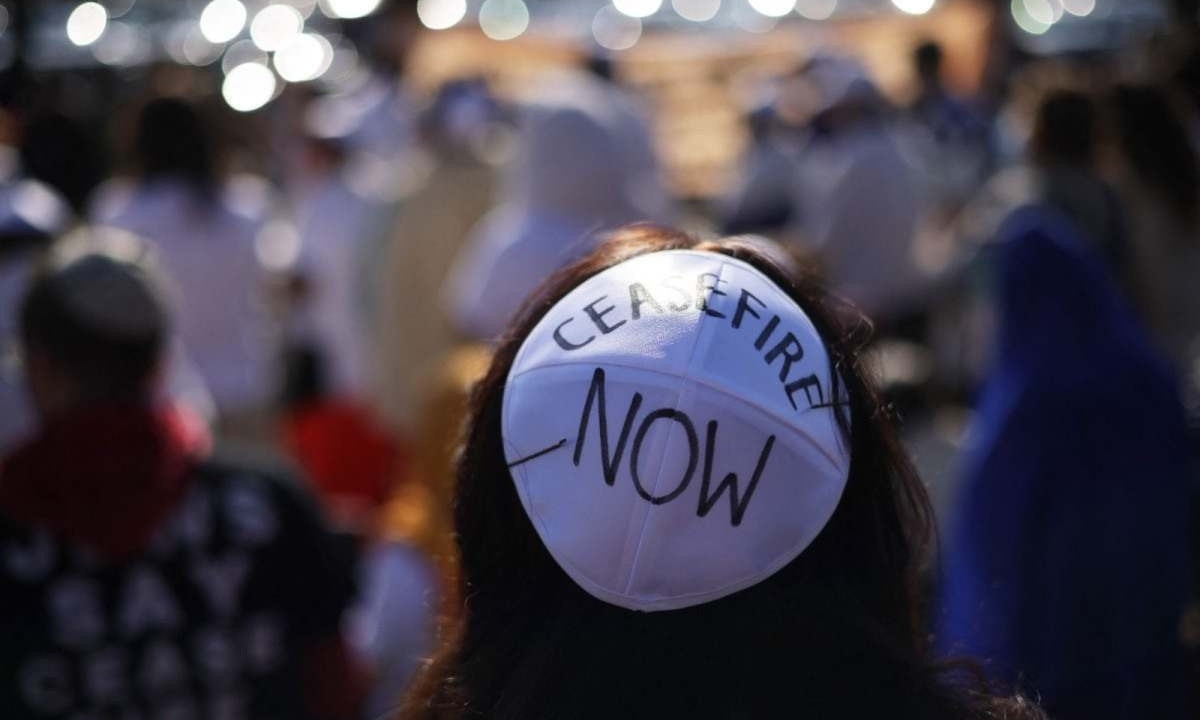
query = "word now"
xmin=572 ymin=367 xmax=775 ymax=527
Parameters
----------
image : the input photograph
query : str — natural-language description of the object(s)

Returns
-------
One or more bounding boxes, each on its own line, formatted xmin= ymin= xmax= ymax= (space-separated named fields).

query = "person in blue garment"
xmin=938 ymin=204 xmax=1192 ymax=720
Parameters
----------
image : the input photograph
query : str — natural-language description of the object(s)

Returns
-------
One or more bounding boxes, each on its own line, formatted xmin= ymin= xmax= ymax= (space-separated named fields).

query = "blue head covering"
xmin=937 ymin=205 xmax=1191 ymax=720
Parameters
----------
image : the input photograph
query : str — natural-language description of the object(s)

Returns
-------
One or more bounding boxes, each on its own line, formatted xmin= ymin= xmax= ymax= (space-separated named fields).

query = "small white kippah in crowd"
xmin=502 ymin=249 xmax=851 ymax=612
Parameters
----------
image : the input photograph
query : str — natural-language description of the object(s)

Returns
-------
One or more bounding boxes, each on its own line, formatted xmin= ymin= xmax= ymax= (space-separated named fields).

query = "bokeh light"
xmin=250 ymin=4 xmax=303 ymax=52
xmin=322 ymin=0 xmax=384 ymax=19
xmin=672 ymin=0 xmax=721 ymax=22
xmin=795 ymin=0 xmax=837 ymax=19
xmin=891 ymin=0 xmax=936 ymax=14
xmin=612 ymin=0 xmax=663 ymax=20
xmin=199 ymin=0 xmax=247 ymax=44
xmin=184 ymin=26 xmax=223 ymax=66
xmin=66 ymin=3 xmax=108 ymax=47
xmin=1011 ymin=0 xmax=1052 ymax=33
xmin=1022 ymin=0 xmax=1063 ymax=24
xmin=92 ymin=21 xmax=150 ymax=65
xmin=318 ymin=36 xmax=367 ymax=92
xmin=222 ymin=39 xmax=268 ymax=74
xmin=479 ymin=0 xmax=530 ymax=41
xmin=593 ymin=5 xmax=642 ymax=50
xmin=417 ymin=0 xmax=468 ymax=29
xmin=255 ymin=220 xmax=302 ymax=273
xmin=274 ymin=32 xmax=333 ymax=82
xmin=732 ymin=0 xmax=778 ymax=31
xmin=749 ymin=0 xmax=796 ymax=18
xmin=222 ymin=62 xmax=278 ymax=112
xmin=290 ymin=0 xmax=320 ymax=18
xmin=1061 ymin=0 xmax=1096 ymax=15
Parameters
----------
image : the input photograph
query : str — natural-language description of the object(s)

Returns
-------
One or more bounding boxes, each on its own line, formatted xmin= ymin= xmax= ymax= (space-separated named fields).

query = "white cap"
xmin=502 ymin=249 xmax=850 ymax=612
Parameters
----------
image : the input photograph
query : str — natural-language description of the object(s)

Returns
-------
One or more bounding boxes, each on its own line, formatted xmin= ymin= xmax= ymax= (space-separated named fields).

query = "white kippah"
xmin=502 ymin=249 xmax=850 ymax=612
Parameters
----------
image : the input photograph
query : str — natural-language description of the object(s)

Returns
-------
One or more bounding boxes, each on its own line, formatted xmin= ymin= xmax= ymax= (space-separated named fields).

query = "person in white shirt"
xmin=91 ymin=98 xmax=277 ymax=435
xmin=285 ymin=100 xmax=400 ymax=401
xmin=784 ymin=57 xmax=924 ymax=322
xmin=445 ymin=70 xmax=670 ymax=341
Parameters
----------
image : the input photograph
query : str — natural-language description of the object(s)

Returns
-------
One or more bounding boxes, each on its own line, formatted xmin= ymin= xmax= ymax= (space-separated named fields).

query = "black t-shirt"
xmin=0 ymin=452 xmax=355 ymax=720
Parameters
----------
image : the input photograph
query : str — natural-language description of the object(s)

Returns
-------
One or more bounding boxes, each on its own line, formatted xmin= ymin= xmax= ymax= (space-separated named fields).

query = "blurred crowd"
xmin=1 ymin=1 xmax=1199 ymax=719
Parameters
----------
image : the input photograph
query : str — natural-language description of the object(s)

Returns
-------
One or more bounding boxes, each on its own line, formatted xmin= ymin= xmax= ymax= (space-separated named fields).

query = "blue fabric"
xmin=937 ymin=205 xmax=1191 ymax=720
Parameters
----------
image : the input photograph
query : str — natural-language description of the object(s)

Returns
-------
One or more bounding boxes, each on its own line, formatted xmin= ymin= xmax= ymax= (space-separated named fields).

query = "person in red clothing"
xmin=0 ymin=230 xmax=365 ymax=720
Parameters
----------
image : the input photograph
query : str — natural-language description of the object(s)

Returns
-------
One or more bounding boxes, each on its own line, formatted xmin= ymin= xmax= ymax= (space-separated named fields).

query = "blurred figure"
xmin=275 ymin=95 xmax=413 ymax=532
xmin=0 ymin=179 xmax=71 ymax=454
xmin=354 ymin=345 xmax=491 ymax=720
xmin=960 ymin=87 xmax=1125 ymax=271
xmin=784 ymin=56 xmax=923 ymax=321
xmin=1027 ymin=89 xmax=1127 ymax=278
xmin=278 ymin=346 xmax=399 ymax=533
xmin=582 ymin=53 xmax=673 ymax=223
xmin=1103 ymin=83 xmax=1200 ymax=384
xmin=19 ymin=112 xmax=103 ymax=214
xmin=445 ymin=73 xmax=666 ymax=340
xmin=719 ymin=102 xmax=795 ymax=236
xmin=938 ymin=206 xmax=1191 ymax=720
xmin=901 ymin=40 xmax=991 ymax=217
xmin=376 ymin=79 xmax=502 ymax=433
xmin=0 ymin=233 xmax=364 ymax=719
xmin=91 ymin=97 xmax=277 ymax=439
xmin=287 ymin=97 xmax=398 ymax=401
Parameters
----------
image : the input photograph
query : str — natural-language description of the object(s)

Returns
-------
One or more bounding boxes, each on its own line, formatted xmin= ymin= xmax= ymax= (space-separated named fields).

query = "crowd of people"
xmin=0 ymin=2 xmax=1198 ymax=719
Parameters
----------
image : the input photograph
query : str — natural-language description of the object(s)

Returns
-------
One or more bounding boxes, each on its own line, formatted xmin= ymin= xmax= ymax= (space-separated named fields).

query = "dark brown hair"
xmin=135 ymin=97 xmax=217 ymax=199
xmin=400 ymin=225 xmax=1043 ymax=720
xmin=1030 ymin=88 xmax=1096 ymax=169
xmin=1107 ymin=83 xmax=1200 ymax=226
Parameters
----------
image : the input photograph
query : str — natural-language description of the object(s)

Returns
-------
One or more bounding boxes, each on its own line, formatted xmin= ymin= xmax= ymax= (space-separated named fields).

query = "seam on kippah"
xmin=619 ymin=259 xmax=730 ymax=597
xmin=508 ymin=361 xmax=844 ymax=473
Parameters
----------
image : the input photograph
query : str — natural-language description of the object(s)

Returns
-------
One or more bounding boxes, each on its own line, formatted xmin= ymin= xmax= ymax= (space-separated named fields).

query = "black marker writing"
xmin=508 ymin=438 xmax=568 ymax=469
xmin=572 ymin=367 xmax=775 ymax=527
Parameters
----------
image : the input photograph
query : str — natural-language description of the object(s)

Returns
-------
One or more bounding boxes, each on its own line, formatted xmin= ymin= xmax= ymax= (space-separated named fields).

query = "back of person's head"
xmin=1030 ymin=88 xmax=1095 ymax=168
xmin=19 ymin=228 xmax=168 ymax=410
xmin=1106 ymin=83 xmax=1199 ymax=226
xmin=134 ymin=97 xmax=216 ymax=195
xmin=914 ymin=41 xmax=943 ymax=84
xmin=402 ymin=225 xmax=1044 ymax=720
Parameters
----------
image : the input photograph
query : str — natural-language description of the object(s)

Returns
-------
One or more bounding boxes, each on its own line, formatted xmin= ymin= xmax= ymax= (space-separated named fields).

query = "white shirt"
xmin=290 ymin=172 xmax=392 ymax=397
xmin=351 ymin=542 xmax=436 ymax=720
xmin=791 ymin=124 xmax=923 ymax=318
xmin=446 ymin=75 xmax=669 ymax=340
xmin=92 ymin=176 xmax=276 ymax=415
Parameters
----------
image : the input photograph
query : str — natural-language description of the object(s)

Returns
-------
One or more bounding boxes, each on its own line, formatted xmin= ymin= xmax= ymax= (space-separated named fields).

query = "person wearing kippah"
xmin=0 ymin=232 xmax=365 ymax=720
xmin=399 ymin=224 xmax=1045 ymax=720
